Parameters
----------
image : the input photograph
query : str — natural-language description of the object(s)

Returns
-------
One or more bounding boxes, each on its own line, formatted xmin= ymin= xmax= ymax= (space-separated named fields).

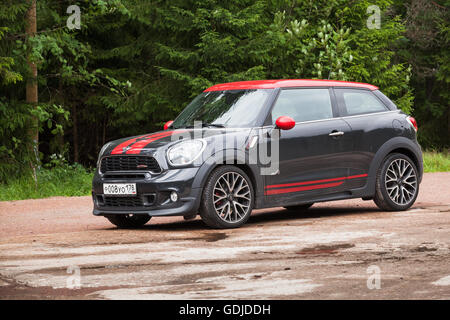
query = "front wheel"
xmin=105 ymin=214 xmax=151 ymax=228
xmin=200 ymin=166 xmax=254 ymax=229
xmin=374 ymin=153 xmax=419 ymax=211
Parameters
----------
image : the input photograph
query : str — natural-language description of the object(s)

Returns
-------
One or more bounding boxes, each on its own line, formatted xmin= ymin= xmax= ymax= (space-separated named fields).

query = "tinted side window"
xmin=373 ymin=90 xmax=398 ymax=110
xmin=335 ymin=89 xmax=387 ymax=116
xmin=271 ymin=89 xmax=333 ymax=123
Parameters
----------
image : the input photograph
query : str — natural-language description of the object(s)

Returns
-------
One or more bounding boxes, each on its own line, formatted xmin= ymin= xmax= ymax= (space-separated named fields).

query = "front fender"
xmin=191 ymin=148 xmax=265 ymax=206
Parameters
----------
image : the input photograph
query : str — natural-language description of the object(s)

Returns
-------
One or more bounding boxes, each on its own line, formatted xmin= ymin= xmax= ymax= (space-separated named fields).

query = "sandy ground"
xmin=0 ymin=172 xmax=449 ymax=299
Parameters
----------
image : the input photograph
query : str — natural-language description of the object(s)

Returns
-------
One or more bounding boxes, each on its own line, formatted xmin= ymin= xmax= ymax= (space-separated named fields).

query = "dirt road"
xmin=0 ymin=172 xmax=449 ymax=299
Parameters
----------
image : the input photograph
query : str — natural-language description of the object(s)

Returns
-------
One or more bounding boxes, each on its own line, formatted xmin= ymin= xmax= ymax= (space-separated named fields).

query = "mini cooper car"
xmin=92 ymin=79 xmax=423 ymax=229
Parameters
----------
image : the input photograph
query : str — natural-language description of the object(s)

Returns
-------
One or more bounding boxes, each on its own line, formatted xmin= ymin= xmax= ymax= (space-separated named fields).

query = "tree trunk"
xmin=72 ymin=104 xmax=79 ymax=163
xmin=56 ymin=77 xmax=65 ymax=154
xmin=103 ymin=116 xmax=106 ymax=146
xmin=26 ymin=0 xmax=39 ymax=175
xmin=447 ymin=105 xmax=450 ymax=150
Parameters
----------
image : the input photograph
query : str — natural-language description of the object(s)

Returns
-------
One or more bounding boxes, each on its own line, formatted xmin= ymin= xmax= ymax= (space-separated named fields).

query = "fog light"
xmin=170 ymin=191 xmax=178 ymax=202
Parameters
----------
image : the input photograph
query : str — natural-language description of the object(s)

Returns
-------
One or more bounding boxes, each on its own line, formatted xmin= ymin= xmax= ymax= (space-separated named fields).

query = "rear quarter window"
xmin=373 ymin=90 xmax=398 ymax=110
xmin=335 ymin=88 xmax=388 ymax=116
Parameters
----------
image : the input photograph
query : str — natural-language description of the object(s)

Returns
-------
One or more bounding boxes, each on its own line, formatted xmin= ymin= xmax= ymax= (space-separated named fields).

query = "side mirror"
xmin=275 ymin=116 xmax=295 ymax=130
xmin=163 ymin=120 xmax=174 ymax=130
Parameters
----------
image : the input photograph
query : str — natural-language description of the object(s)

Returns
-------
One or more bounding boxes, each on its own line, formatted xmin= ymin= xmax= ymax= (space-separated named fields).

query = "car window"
xmin=337 ymin=89 xmax=387 ymax=116
xmin=271 ymin=89 xmax=333 ymax=123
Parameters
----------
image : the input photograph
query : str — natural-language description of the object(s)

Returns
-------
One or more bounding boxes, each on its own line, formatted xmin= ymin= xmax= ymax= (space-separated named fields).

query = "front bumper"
xmin=92 ymin=167 xmax=202 ymax=217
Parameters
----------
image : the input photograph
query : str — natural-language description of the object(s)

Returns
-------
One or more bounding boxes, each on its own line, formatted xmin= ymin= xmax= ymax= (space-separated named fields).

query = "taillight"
xmin=407 ymin=116 xmax=418 ymax=132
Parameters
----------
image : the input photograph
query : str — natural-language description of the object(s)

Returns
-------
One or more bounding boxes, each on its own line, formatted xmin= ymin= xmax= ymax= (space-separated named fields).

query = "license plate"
xmin=103 ymin=183 xmax=137 ymax=196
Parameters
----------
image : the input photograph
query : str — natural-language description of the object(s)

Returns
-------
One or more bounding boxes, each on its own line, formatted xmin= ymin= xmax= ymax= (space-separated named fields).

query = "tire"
xmin=284 ymin=203 xmax=314 ymax=211
xmin=105 ymin=214 xmax=151 ymax=228
xmin=199 ymin=165 xmax=254 ymax=229
xmin=374 ymin=153 xmax=419 ymax=211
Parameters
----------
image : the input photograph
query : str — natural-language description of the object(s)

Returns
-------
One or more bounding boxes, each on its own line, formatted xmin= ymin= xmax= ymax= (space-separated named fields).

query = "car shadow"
xmin=249 ymin=205 xmax=380 ymax=224
xmin=127 ymin=205 xmax=382 ymax=231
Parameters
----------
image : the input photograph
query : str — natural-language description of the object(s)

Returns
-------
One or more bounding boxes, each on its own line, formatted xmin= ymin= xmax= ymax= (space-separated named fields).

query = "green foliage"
xmin=149 ymin=0 xmax=414 ymax=116
xmin=0 ymin=99 xmax=70 ymax=182
xmin=0 ymin=0 xmax=131 ymax=180
xmin=393 ymin=0 xmax=449 ymax=149
xmin=423 ymin=151 xmax=450 ymax=172
xmin=0 ymin=161 xmax=94 ymax=201
xmin=0 ymin=0 xmax=448 ymax=187
xmin=0 ymin=27 xmax=22 ymax=84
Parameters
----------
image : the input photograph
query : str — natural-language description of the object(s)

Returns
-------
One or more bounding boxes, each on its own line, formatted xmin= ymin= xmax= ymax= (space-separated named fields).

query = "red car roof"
xmin=204 ymin=79 xmax=378 ymax=92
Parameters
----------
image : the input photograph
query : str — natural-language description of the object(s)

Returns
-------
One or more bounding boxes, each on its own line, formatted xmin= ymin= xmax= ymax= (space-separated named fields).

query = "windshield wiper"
xmin=177 ymin=123 xmax=226 ymax=129
xmin=203 ymin=123 xmax=226 ymax=128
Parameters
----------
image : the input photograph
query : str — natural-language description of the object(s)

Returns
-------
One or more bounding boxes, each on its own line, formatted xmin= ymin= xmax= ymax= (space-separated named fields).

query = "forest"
xmin=0 ymin=0 xmax=448 ymax=198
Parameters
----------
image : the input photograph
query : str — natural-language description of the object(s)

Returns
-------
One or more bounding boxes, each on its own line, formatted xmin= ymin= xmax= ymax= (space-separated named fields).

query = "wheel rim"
xmin=385 ymin=158 xmax=417 ymax=206
xmin=213 ymin=172 xmax=251 ymax=223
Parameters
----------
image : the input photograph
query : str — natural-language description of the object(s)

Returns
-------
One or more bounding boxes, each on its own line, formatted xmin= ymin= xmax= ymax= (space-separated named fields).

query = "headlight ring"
xmin=166 ymin=139 xmax=206 ymax=167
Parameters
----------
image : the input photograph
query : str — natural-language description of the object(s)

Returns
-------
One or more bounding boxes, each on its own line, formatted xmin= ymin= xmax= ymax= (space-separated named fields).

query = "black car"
xmin=92 ymin=79 xmax=423 ymax=229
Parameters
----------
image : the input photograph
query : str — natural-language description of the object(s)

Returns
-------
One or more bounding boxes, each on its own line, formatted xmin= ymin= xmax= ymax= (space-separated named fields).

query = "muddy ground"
xmin=0 ymin=172 xmax=449 ymax=299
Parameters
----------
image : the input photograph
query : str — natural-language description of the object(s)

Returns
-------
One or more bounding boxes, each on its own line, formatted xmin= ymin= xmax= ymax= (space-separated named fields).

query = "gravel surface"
xmin=0 ymin=172 xmax=449 ymax=299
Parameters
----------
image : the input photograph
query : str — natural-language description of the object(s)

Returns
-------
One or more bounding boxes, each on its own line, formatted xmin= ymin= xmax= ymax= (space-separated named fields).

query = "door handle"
xmin=329 ymin=131 xmax=344 ymax=137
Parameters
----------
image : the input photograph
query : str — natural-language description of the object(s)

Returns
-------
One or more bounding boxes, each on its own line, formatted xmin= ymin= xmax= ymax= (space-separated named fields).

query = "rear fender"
xmin=365 ymin=137 xmax=423 ymax=195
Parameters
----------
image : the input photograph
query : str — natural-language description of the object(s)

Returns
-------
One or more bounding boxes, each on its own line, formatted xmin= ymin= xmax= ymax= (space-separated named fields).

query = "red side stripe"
xmin=345 ymin=174 xmax=369 ymax=180
xmin=265 ymin=173 xmax=368 ymax=189
xmin=125 ymin=131 xmax=177 ymax=154
xmin=265 ymin=181 xmax=344 ymax=195
xmin=265 ymin=176 xmax=345 ymax=189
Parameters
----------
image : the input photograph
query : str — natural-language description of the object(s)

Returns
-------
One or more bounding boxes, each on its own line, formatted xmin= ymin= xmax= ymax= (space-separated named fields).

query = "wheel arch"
xmin=368 ymin=137 xmax=423 ymax=184
xmin=387 ymin=147 xmax=421 ymax=177
xmin=192 ymin=149 xmax=265 ymax=207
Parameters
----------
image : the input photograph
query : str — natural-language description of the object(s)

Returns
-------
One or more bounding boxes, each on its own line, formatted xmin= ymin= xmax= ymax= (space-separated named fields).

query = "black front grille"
xmin=103 ymin=173 xmax=146 ymax=180
xmin=101 ymin=156 xmax=161 ymax=173
xmin=98 ymin=195 xmax=156 ymax=208
xmin=103 ymin=196 xmax=144 ymax=207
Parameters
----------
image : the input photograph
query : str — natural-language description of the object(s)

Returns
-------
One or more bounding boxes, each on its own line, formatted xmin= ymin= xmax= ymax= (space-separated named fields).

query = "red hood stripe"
xmin=125 ymin=130 xmax=180 ymax=154
xmin=110 ymin=133 xmax=156 ymax=155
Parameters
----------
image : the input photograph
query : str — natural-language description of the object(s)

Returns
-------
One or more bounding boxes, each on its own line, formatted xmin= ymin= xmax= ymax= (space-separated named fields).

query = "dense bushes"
xmin=0 ymin=0 xmax=448 ymax=184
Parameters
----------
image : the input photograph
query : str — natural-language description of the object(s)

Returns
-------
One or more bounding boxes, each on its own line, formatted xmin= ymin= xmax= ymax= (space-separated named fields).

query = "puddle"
xmin=412 ymin=246 xmax=438 ymax=252
xmin=296 ymin=243 xmax=355 ymax=255
xmin=184 ymin=232 xmax=228 ymax=242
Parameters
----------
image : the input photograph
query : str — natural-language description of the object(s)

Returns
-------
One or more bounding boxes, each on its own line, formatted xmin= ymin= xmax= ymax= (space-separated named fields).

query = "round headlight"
xmin=167 ymin=139 xmax=205 ymax=166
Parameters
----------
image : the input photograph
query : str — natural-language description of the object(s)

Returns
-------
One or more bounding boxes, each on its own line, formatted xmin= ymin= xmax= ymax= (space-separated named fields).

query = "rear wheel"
xmin=284 ymin=203 xmax=314 ymax=211
xmin=374 ymin=153 xmax=419 ymax=211
xmin=200 ymin=166 xmax=254 ymax=229
xmin=105 ymin=214 xmax=151 ymax=228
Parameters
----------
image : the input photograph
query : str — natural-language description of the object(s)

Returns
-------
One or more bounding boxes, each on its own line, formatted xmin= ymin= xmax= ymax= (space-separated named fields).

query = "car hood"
xmin=101 ymin=128 xmax=253 ymax=156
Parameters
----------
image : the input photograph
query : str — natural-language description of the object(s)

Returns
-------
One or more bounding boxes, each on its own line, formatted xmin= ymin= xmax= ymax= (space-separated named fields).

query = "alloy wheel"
xmin=384 ymin=158 xmax=417 ymax=206
xmin=213 ymin=172 xmax=251 ymax=223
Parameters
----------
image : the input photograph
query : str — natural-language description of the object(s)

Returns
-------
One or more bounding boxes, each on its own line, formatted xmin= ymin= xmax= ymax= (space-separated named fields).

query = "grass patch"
xmin=0 ymin=163 xmax=94 ymax=201
xmin=423 ymin=151 xmax=450 ymax=173
xmin=0 ymin=152 xmax=448 ymax=202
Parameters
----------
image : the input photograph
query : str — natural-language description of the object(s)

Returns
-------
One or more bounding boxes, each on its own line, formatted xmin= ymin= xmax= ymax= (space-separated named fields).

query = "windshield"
xmin=172 ymin=89 xmax=272 ymax=128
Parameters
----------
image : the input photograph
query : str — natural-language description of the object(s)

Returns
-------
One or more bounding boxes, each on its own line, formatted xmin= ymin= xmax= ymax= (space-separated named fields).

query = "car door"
xmin=262 ymin=88 xmax=353 ymax=204
xmin=333 ymin=88 xmax=394 ymax=190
